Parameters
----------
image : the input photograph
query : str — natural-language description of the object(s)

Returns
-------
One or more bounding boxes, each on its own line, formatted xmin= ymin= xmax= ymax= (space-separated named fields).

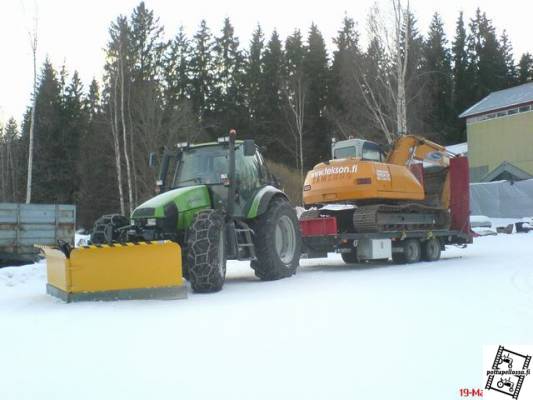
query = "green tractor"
xmin=91 ymin=131 xmax=302 ymax=293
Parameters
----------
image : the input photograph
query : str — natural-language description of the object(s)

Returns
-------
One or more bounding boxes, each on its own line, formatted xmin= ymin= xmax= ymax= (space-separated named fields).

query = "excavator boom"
xmin=386 ymin=135 xmax=451 ymax=167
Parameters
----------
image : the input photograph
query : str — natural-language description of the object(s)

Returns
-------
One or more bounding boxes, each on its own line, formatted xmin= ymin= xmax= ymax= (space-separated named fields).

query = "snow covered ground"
xmin=1 ymin=232 xmax=532 ymax=400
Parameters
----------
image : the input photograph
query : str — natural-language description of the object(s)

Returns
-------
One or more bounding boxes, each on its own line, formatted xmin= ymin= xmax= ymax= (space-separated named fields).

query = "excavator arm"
xmin=386 ymin=135 xmax=452 ymax=167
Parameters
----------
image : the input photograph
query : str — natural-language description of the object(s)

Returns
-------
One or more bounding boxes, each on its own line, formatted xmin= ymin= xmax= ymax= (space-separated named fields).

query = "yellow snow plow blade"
xmin=39 ymin=241 xmax=187 ymax=302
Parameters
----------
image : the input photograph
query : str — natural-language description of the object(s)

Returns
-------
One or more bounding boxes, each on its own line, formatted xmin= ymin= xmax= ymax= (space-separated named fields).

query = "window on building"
xmin=519 ymin=105 xmax=531 ymax=113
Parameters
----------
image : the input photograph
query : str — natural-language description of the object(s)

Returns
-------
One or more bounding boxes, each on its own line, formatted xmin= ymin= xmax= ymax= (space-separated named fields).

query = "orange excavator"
xmin=302 ymin=135 xmax=456 ymax=233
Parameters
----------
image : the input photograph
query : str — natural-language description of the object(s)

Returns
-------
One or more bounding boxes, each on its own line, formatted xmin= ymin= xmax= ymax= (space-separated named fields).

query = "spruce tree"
xmin=163 ymin=27 xmax=191 ymax=106
xmin=500 ymin=30 xmax=517 ymax=86
xmin=422 ymin=13 xmax=453 ymax=140
xmin=303 ymin=24 xmax=329 ymax=168
xmin=450 ymin=11 xmax=475 ymax=142
xmin=28 ymin=60 xmax=67 ymax=203
xmin=468 ymin=9 xmax=508 ymax=99
xmin=246 ymin=25 xmax=265 ymax=137
xmin=78 ymin=80 xmax=120 ymax=227
xmin=62 ymin=71 xmax=85 ymax=203
xmin=213 ymin=17 xmax=246 ymax=132
xmin=129 ymin=1 xmax=166 ymax=83
xmin=518 ymin=53 xmax=533 ymax=83
xmin=329 ymin=15 xmax=363 ymax=137
xmin=260 ymin=30 xmax=285 ymax=159
xmin=403 ymin=12 xmax=426 ymax=134
xmin=190 ymin=20 xmax=215 ymax=129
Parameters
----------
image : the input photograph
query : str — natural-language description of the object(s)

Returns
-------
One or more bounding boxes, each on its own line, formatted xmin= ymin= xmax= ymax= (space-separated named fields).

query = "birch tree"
xmin=357 ymin=0 xmax=412 ymax=143
xmin=26 ymin=11 xmax=38 ymax=203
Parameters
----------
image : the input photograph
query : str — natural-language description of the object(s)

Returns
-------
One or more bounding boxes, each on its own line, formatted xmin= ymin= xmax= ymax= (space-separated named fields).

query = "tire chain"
xmin=186 ymin=210 xmax=225 ymax=292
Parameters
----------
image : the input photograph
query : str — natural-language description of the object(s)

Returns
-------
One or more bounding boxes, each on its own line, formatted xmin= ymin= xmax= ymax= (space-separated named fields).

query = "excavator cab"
xmin=331 ymin=138 xmax=386 ymax=162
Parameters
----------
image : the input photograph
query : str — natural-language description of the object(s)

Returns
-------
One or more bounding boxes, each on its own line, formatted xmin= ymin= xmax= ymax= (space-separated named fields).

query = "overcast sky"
xmin=1 ymin=0 xmax=532 ymax=126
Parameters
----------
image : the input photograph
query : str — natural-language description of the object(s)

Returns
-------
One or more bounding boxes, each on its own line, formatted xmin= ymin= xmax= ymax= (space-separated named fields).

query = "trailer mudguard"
xmin=245 ymin=186 xmax=289 ymax=219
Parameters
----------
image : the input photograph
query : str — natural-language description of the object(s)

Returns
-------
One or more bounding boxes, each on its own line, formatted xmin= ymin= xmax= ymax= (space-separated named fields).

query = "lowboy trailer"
xmin=299 ymin=156 xmax=473 ymax=264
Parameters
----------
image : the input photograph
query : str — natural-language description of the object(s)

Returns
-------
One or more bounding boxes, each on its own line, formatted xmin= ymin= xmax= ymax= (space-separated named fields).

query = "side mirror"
xmin=148 ymin=152 xmax=157 ymax=168
xmin=243 ymin=139 xmax=256 ymax=156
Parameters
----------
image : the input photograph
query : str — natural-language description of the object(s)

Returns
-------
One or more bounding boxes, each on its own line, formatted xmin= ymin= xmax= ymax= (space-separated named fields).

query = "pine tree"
xmin=422 ymin=13 xmax=453 ymax=140
xmin=303 ymin=24 xmax=329 ymax=168
xmin=518 ymin=53 xmax=533 ymax=83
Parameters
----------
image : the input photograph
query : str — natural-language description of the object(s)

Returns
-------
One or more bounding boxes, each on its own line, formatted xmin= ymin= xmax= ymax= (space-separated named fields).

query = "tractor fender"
xmin=246 ymin=186 xmax=289 ymax=219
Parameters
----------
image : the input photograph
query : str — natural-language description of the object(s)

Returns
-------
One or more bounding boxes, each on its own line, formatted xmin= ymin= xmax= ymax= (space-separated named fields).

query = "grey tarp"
xmin=470 ymin=179 xmax=533 ymax=218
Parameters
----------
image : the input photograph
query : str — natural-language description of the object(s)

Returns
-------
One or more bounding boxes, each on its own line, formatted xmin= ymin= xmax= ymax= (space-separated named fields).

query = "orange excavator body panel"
xmin=303 ymin=158 xmax=425 ymax=205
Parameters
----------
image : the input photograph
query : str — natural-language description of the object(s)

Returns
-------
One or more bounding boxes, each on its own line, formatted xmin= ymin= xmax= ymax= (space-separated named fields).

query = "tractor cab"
xmin=331 ymin=138 xmax=386 ymax=162
xmin=151 ymin=136 xmax=277 ymax=219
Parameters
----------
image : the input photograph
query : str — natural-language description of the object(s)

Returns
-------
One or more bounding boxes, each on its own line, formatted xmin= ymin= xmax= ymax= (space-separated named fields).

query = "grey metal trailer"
xmin=0 ymin=203 xmax=75 ymax=266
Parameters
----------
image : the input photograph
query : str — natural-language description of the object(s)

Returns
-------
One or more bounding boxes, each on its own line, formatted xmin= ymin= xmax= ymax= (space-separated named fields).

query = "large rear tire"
xmin=186 ymin=210 xmax=226 ymax=293
xmin=341 ymin=250 xmax=358 ymax=264
xmin=251 ymin=198 xmax=301 ymax=280
xmin=392 ymin=239 xmax=421 ymax=264
xmin=422 ymin=238 xmax=441 ymax=261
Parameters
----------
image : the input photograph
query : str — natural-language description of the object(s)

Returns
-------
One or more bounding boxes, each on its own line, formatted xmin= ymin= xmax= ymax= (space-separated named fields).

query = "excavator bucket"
xmin=39 ymin=241 xmax=187 ymax=302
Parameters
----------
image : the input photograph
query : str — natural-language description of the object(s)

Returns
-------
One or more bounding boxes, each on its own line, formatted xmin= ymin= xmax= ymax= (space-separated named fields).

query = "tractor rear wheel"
xmin=251 ymin=198 xmax=301 ymax=280
xmin=186 ymin=210 xmax=226 ymax=293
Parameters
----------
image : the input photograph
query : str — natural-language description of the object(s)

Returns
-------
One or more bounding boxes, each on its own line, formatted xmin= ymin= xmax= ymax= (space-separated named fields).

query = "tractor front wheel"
xmin=251 ymin=198 xmax=302 ymax=280
xmin=186 ymin=210 xmax=226 ymax=293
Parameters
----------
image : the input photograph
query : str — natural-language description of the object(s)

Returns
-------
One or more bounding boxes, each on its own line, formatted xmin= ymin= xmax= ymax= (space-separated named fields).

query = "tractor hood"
xmin=131 ymin=185 xmax=211 ymax=220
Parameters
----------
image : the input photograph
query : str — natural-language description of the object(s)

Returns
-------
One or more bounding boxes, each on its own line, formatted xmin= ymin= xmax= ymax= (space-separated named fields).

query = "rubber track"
xmin=352 ymin=203 xmax=450 ymax=233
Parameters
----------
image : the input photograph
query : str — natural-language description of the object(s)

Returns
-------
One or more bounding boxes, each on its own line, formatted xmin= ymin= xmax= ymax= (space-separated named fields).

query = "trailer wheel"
xmin=393 ymin=239 xmax=421 ymax=264
xmin=341 ymin=251 xmax=358 ymax=264
xmin=251 ymin=198 xmax=302 ymax=280
xmin=186 ymin=210 xmax=226 ymax=293
xmin=422 ymin=238 xmax=441 ymax=261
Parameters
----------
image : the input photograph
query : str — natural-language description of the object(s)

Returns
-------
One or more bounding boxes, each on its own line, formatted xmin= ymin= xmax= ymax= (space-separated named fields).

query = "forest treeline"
xmin=1 ymin=2 xmax=532 ymax=227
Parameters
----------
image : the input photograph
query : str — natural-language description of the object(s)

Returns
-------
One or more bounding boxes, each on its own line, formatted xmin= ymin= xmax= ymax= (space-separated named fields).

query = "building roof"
xmin=459 ymin=82 xmax=533 ymax=118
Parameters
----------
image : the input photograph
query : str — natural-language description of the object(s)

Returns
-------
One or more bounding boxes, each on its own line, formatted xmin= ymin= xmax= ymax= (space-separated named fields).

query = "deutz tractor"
xmin=91 ymin=130 xmax=302 ymax=293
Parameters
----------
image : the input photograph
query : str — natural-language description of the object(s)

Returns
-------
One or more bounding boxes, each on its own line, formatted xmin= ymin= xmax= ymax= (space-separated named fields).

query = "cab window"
xmin=334 ymin=146 xmax=357 ymax=159
xmin=362 ymin=142 xmax=384 ymax=162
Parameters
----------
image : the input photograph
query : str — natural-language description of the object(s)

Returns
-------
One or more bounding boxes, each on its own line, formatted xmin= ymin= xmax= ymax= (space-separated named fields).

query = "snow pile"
xmin=0 ymin=231 xmax=532 ymax=400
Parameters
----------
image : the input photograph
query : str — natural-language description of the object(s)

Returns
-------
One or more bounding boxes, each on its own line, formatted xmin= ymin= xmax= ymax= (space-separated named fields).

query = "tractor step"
xmin=232 ymin=222 xmax=256 ymax=261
